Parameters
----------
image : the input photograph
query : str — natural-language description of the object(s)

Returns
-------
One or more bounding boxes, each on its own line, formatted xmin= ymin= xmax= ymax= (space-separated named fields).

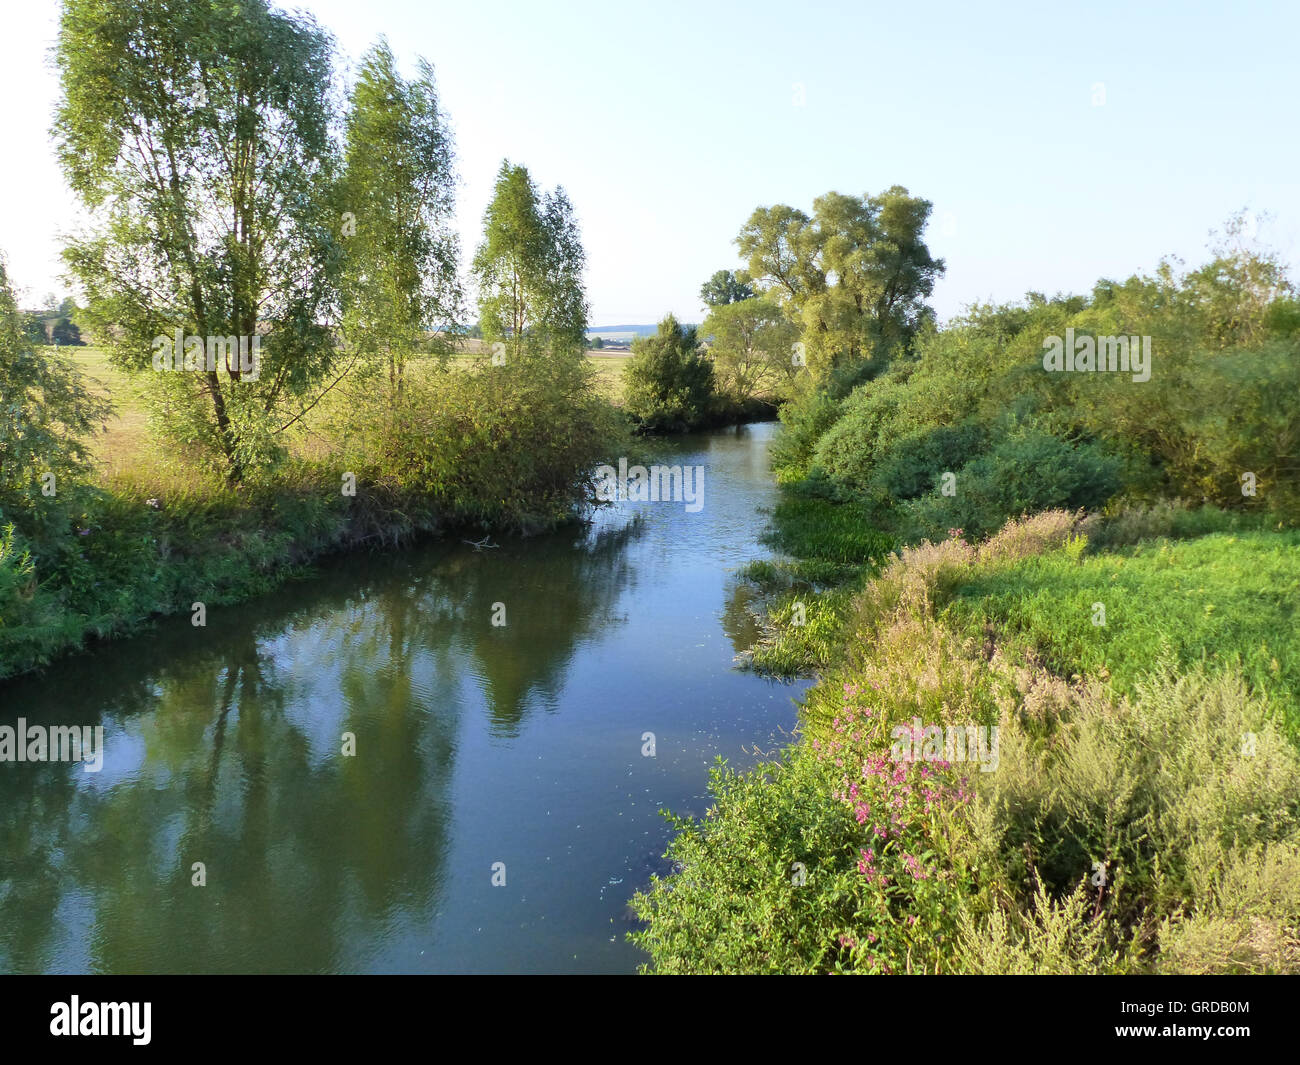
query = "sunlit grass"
xmin=943 ymin=530 xmax=1300 ymax=731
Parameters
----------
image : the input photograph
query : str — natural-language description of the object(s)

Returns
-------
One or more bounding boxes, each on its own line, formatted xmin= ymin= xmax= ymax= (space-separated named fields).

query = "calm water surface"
xmin=0 ymin=422 xmax=808 ymax=973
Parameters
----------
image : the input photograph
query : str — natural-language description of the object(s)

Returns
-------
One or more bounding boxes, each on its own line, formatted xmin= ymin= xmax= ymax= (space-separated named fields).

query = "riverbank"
xmin=1 ymin=351 xmax=629 ymax=681
xmin=632 ymin=503 xmax=1300 ymax=973
xmin=2 ymin=464 xmax=434 ymax=679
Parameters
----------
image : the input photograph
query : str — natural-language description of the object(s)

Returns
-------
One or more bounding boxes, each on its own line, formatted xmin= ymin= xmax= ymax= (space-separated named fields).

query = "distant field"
xmin=68 ymin=347 xmax=153 ymax=481
xmin=67 ymin=345 xmax=627 ymax=483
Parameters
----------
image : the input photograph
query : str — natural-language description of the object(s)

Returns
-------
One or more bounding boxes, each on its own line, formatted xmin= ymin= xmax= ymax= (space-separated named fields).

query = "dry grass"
xmin=72 ymin=345 xmax=629 ymax=494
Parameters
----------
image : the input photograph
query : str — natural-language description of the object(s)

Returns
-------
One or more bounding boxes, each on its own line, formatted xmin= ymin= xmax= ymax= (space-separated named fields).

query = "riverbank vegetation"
xmin=635 ymin=511 xmax=1300 ymax=973
xmin=0 ymin=0 xmax=629 ymax=679
xmin=632 ymin=191 xmax=1300 ymax=972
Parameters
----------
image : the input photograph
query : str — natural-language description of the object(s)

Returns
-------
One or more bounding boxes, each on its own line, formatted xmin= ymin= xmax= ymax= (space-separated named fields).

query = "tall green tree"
xmin=737 ymin=186 xmax=944 ymax=380
xmin=53 ymin=0 xmax=341 ymax=482
xmin=701 ymin=295 xmax=799 ymax=403
xmin=339 ymin=38 xmax=460 ymax=393
xmin=471 ymin=161 xmax=588 ymax=364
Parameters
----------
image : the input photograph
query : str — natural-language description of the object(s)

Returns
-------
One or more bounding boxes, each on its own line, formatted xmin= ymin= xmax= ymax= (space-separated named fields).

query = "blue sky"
xmin=3 ymin=0 xmax=1298 ymax=325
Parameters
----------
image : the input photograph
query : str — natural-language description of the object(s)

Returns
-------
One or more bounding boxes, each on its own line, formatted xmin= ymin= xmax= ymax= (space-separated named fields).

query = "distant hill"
xmin=586 ymin=324 xmax=658 ymax=338
xmin=586 ymin=323 xmax=700 ymax=338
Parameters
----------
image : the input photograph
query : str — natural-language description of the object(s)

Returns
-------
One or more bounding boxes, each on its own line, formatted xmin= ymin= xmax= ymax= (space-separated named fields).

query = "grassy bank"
xmin=632 ymin=507 xmax=1300 ymax=973
xmin=1 ymin=348 xmax=628 ymax=681
xmin=1 ymin=463 xmax=420 ymax=677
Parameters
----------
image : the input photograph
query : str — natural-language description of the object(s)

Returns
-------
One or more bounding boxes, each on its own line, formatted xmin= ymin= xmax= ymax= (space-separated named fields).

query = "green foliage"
xmin=6 ymin=1 xmax=621 ymax=678
xmin=0 ymin=256 xmax=110 ymax=548
xmin=765 ymin=220 xmax=1300 ymax=554
xmin=943 ymin=530 xmax=1300 ymax=731
xmin=737 ymin=186 xmax=944 ymax=380
xmin=0 ymin=523 xmax=76 ymax=669
xmin=899 ymin=430 xmax=1123 ymax=541
xmin=622 ymin=315 xmax=716 ymax=432
xmin=1082 ymin=500 xmax=1269 ymax=551
xmin=865 ymin=421 xmax=988 ymax=503
xmin=335 ymin=359 xmax=627 ymax=532
xmin=339 ymin=38 xmax=460 ymax=389
xmin=767 ymin=385 xmax=842 ymax=483
xmin=699 ymin=269 xmax=754 ymax=308
xmin=740 ymin=495 xmax=896 ymax=674
xmin=629 ymin=743 xmax=977 ymax=974
xmin=700 ymin=296 xmax=797 ymax=404
xmin=54 ymin=0 xmax=342 ymax=482
xmin=22 ymin=313 xmax=48 ymax=346
xmin=471 ymin=161 xmax=588 ymax=363
xmin=761 ymin=495 xmax=895 ymax=566
xmin=745 ymin=586 xmax=858 ymax=676
xmin=637 ymin=511 xmax=1300 ymax=974
xmin=50 ymin=317 xmax=84 ymax=346
xmin=808 ymin=373 xmax=935 ymax=495
xmin=964 ymin=663 xmax=1300 ymax=971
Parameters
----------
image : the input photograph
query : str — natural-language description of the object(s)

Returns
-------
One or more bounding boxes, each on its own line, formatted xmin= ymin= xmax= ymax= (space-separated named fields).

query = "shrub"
xmin=1153 ymin=842 xmax=1300 ymax=974
xmin=964 ymin=663 xmax=1300 ymax=967
xmin=806 ymin=377 xmax=912 ymax=493
xmin=954 ymin=880 xmax=1138 ymax=974
xmin=337 ymin=358 xmax=627 ymax=531
xmin=1081 ymin=500 xmax=1270 ymax=550
xmin=623 ymin=315 xmax=716 ymax=432
xmin=866 ymin=421 xmax=988 ymax=503
xmin=628 ymin=740 xmax=978 ymax=974
xmin=899 ymin=430 xmax=1122 ymax=541
xmin=768 ymin=383 xmax=843 ymax=483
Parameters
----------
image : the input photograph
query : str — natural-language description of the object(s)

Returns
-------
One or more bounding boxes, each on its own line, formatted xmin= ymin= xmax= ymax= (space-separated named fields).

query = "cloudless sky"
xmin=3 ymin=0 xmax=1298 ymax=325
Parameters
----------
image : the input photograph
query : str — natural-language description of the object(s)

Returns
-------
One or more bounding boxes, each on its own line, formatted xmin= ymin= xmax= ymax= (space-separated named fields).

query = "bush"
xmin=806 ymin=377 xmax=912 ymax=493
xmin=899 ymin=430 xmax=1122 ymax=541
xmin=629 ymin=740 xmax=978 ymax=974
xmin=1080 ymin=500 xmax=1267 ymax=550
xmin=622 ymin=315 xmax=716 ymax=432
xmin=961 ymin=663 xmax=1300 ymax=969
xmin=768 ymin=385 xmax=843 ymax=483
xmin=338 ymin=358 xmax=627 ymax=532
xmin=866 ymin=420 xmax=988 ymax=503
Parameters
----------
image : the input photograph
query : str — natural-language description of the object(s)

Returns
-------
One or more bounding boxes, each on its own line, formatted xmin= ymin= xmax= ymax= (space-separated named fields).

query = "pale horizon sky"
xmin=3 ymin=0 xmax=1298 ymax=326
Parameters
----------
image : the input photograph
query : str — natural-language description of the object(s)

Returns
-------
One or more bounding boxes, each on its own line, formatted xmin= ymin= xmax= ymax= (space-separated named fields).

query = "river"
xmin=0 ymin=422 xmax=808 ymax=973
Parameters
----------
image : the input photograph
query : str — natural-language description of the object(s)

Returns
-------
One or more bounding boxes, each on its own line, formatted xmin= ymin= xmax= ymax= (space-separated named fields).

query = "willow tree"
xmin=737 ymin=186 xmax=944 ymax=381
xmin=339 ymin=39 xmax=460 ymax=394
xmin=53 ymin=0 xmax=341 ymax=482
xmin=471 ymin=161 xmax=588 ymax=364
